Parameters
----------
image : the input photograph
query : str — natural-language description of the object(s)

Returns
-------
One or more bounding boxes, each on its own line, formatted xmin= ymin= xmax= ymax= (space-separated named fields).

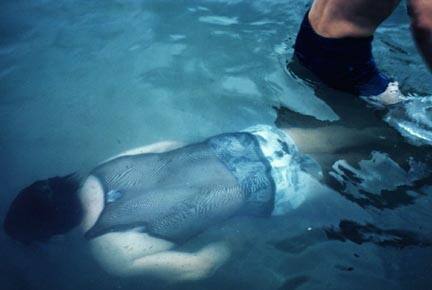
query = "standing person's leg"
xmin=308 ymin=0 xmax=401 ymax=38
xmin=293 ymin=0 xmax=403 ymax=104
xmin=408 ymin=0 xmax=432 ymax=70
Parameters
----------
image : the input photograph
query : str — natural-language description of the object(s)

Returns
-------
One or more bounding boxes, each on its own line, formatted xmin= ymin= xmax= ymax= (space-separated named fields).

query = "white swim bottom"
xmin=243 ymin=125 xmax=321 ymax=215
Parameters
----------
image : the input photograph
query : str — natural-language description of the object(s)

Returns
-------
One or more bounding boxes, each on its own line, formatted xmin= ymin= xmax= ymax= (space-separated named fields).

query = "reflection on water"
xmin=385 ymin=96 xmax=432 ymax=146
xmin=1 ymin=1 xmax=431 ymax=290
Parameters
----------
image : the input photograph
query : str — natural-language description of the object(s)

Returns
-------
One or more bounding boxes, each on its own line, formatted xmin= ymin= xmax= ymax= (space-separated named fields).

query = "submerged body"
xmin=78 ymin=126 xmax=306 ymax=280
xmin=7 ymin=120 xmax=424 ymax=282
xmin=4 ymin=125 xmax=314 ymax=282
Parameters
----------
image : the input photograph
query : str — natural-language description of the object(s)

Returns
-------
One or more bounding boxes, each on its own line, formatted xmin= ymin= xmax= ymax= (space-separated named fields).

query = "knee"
xmin=408 ymin=0 xmax=432 ymax=31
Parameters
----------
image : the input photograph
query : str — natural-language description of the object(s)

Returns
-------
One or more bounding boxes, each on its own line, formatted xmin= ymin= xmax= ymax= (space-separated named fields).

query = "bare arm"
xmin=408 ymin=0 xmax=432 ymax=70
xmin=130 ymin=242 xmax=230 ymax=282
xmin=87 ymin=229 xmax=230 ymax=282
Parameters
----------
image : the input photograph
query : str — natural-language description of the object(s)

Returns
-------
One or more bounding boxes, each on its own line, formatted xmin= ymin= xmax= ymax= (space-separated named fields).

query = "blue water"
xmin=1 ymin=1 xmax=431 ymax=290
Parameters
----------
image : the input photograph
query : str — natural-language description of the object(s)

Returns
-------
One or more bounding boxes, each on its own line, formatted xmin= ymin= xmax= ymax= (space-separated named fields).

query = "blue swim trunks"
xmin=293 ymin=11 xmax=391 ymax=96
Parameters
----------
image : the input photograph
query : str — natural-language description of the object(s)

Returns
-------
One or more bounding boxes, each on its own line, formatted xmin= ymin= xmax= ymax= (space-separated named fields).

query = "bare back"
xmin=78 ymin=141 xmax=231 ymax=281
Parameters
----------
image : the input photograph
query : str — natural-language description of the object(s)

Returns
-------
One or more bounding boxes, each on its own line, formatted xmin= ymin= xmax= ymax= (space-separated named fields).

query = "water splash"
xmin=385 ymin=95 xmax=432 ymax=146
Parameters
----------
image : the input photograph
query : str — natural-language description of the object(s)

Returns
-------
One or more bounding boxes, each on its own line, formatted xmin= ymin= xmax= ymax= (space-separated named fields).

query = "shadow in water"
xmin=272 ymin=219 xmax=431 ymax=254
xmin=278 ymin=275 xmax=310 ymax=290
xmin=325 ymin=220 xmax=432 ymax=248
xmin=327 ymin=172 xmax=432 ymax=210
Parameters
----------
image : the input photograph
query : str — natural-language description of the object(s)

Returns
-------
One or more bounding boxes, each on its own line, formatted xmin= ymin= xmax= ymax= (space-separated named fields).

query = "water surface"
xmin=1 ymin=1 xmax=431 ymax=290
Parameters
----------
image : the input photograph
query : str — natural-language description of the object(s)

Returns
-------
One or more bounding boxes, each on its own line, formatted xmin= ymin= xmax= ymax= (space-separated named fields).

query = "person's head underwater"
xmin=3 ymin=174 xmax=83 ymax=244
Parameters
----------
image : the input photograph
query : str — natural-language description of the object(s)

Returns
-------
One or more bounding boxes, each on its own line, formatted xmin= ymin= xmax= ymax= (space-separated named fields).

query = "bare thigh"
xmin=310 ymin=0 xmax=401 ymax=37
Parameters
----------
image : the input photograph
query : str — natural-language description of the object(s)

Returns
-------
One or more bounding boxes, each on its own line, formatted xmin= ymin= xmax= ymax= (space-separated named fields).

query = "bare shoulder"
xmin=78 ymin=175 xmax=105 ymax=232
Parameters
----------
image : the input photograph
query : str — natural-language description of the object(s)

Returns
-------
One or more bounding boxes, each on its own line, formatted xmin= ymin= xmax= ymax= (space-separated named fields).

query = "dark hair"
xmin=3 ymin=173 xmax=83 ymax=244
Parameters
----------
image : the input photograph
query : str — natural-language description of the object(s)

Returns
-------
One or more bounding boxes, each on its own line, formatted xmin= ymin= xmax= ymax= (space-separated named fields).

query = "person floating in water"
xmin=293 ymin=0 xmax=432 ymax=106
xmin=4 ymin=125 xmax=320 ymax=282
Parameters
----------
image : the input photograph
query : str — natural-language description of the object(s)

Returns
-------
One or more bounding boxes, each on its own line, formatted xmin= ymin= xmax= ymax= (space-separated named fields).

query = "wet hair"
xmin=3 ymin=173 xmax=83 ymax=244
